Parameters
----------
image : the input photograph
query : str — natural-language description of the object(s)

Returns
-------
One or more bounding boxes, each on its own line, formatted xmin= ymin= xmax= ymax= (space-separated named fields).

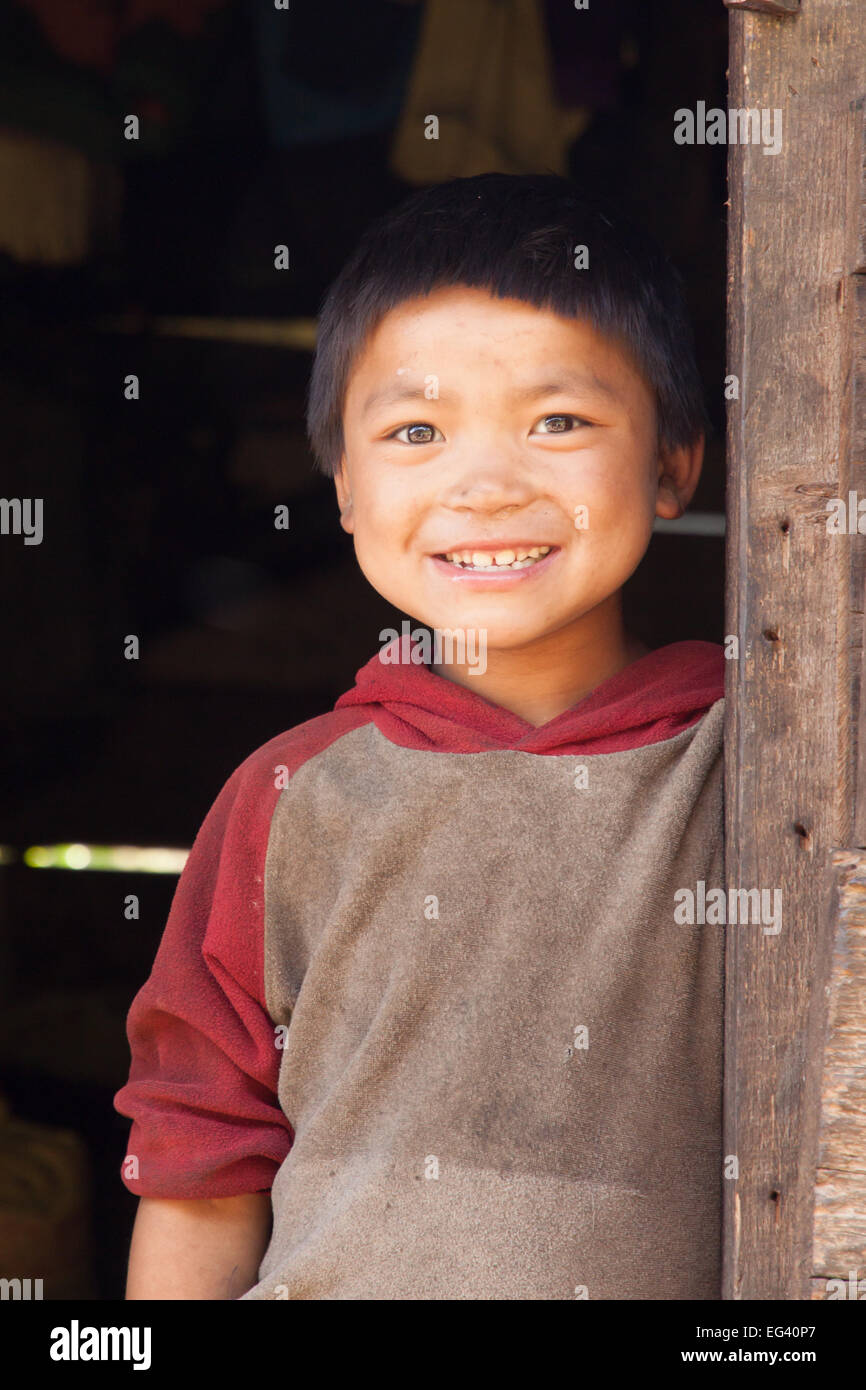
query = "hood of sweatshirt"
xmin=334 ymin=636 xmax=725 ymax=756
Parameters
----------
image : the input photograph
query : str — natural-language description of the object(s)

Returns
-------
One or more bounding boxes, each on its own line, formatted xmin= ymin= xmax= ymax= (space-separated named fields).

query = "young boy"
xmin=115 ymin=172 xmax=725 ymax=1301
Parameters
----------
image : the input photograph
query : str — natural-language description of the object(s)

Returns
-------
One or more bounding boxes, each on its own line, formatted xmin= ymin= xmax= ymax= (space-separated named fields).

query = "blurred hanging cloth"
xmin=14 ymin=0 xmax=229 ymax=70
xmin=0 ymin=0 xmax=234 ymax=264
xmin=0 ymin=128 xmax=121 ymax=265
xmin=389 ymin=0 xmax=592 ymax=183
xmin=1 ymin=0 xmax=235 ymax=157
xmin=252 ymin=0 xmax=423 ymax=148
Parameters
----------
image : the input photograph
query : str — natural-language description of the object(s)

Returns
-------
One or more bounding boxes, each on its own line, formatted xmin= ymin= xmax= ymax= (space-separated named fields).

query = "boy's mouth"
xmin=426 ymin=543 xmax=561 ymax=588
xmin=434 ymin=544 xmax=556 ymax=571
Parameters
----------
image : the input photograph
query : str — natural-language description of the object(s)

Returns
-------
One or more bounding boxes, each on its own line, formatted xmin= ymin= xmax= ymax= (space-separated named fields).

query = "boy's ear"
xmin=655 ymin=432 xmax=705 ymax=520
xmin=334 ymin=455 xmax=354 ymax=533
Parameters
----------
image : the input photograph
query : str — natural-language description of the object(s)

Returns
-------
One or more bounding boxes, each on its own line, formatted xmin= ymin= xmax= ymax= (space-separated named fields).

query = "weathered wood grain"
xmin=811 ymin=851 xmax=866 ymax=1281
xmin=810 ymin=1273 xmax=866 ymax=1299
xmin=852 ymin=278 xmax=866 ymax=842
xmin=724 ymin=0 xmax=866 ymax=1299
xmin=724 ymin=0 xmax=801 ymax=13
xmin=854 ymin=99 xmax=866 ymax=276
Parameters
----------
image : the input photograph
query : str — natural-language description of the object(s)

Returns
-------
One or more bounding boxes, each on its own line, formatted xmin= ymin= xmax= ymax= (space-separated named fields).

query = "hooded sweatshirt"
xmin=114 ymin=636 xmax=726 ymax=1301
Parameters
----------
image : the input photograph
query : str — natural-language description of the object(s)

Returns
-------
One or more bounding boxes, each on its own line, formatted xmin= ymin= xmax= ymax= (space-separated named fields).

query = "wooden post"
xmin=811 ymin=851 xmax=866 ymax=1296
xmin=724 ymin=0 xmax=800 ymax=14
xmin=724 ymin=0 xmax=866 ymax=1298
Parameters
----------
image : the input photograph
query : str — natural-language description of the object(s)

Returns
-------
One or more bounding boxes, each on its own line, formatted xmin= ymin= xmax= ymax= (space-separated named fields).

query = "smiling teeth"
xmin=443 ymin=546 xmax=552 ymax=569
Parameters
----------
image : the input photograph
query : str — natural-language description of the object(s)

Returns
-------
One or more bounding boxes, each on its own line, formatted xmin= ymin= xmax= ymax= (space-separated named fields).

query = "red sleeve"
xmin=113 ymin=747 xmax=293 ymax=1199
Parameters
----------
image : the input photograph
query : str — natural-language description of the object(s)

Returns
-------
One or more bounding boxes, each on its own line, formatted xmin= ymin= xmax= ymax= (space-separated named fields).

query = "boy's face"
xmin=335 ymin=285 xmax=701 ymax=655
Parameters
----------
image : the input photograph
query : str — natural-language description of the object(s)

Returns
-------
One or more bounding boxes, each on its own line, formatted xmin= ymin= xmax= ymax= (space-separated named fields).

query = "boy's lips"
xmin=426 ymin=543 xmax=561 ymax=587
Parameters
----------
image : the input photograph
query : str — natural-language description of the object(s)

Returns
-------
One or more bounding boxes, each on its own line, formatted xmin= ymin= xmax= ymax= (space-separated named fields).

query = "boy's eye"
xmin=390 ymin=422 xmax=444 ymax=444
xmin=531 ymin=413 xmax=589 ymax=434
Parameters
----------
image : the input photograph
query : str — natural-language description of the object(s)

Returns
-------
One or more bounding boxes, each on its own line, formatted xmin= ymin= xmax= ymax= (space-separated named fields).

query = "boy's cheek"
xmin=569 ymin=483 xmax=653 ymax=545
xmin=351 ymin=532 xmax=424 ymax=599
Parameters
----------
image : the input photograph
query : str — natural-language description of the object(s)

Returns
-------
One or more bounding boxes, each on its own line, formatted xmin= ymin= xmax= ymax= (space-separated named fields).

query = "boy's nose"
xmin=439 ymin=459 xmax=537 ymax=511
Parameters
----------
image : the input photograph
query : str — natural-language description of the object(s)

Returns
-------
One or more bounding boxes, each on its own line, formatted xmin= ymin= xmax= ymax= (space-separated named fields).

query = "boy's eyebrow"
xmin=360 ymin=369 xmax=624 ymax=418
xmin=361 ymin=384 xmax=440 ymax=417
xmin=512 ymin=370 xmax=624 ymax=405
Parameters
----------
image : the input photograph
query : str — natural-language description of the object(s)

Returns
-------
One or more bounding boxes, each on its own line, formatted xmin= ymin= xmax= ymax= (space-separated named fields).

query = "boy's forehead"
xmin=344 ymin=286 xmax=647 ymax=408
xmin=363 ymin=285 xmax=607 ymax=350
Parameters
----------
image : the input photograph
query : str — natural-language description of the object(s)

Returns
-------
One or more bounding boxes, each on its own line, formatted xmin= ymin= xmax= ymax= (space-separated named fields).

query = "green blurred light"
xmin=21 ymin=844 xmax=189 ymax=874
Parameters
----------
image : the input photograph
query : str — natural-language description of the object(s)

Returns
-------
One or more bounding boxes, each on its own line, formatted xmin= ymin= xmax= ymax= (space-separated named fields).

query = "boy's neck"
xmin=430 ymin=597 xmax=649 ymax=728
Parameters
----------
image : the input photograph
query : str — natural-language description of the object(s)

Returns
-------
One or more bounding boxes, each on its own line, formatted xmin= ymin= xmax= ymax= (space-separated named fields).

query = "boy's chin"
xmin=419 ymin=617 xmax=579 ymax=653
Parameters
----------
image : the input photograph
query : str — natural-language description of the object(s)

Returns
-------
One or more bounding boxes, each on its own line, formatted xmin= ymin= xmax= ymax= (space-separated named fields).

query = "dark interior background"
xmin=0 ymin=0 xmax=728 ymax=1298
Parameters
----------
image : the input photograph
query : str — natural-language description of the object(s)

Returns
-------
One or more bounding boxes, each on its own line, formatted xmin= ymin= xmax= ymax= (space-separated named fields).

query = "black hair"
xmin=306 ymin=172 xmax=709 ymax=476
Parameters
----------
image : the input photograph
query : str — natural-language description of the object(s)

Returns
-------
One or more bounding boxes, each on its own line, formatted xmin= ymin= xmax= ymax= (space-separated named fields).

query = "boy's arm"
xmin=126 ymin=1193 xmax=273 ymax=1300
xmin=114 ymin=754 xmax=299 ymax=1299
